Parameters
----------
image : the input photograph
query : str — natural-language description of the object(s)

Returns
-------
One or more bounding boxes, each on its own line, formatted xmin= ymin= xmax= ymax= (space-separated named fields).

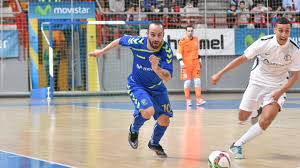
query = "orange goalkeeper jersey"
xmin=177 ymin=36 xmax=199 ymax=64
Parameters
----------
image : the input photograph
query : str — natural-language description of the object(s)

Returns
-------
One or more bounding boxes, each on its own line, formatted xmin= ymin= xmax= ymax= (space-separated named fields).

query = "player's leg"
xmin=127 ymin=85 xmax=153 ymax=149
xmin=230 ymin=83 xmax=263 ymax=159
xmin=235 ymin=89 xmax=285 ymax=146
xmin=148 ymin=114 xmax=170 ymax=158
xmin=192 ymin=61 xmax=205 ymax=106
xmin=148 ymin=89 xmax=172 ymax=158
xmin=131 ymin=106 xmax=154 ymax=132
xmin=259 ymin=102 xmax=280 ymax=130
xmin=194 ymin=78 xmax=206 ymax=106
xmin=231 ymin=104 xmax=280 ymax=159
xmin=151 ymin=114 xmax=170 ymax=146
xmin=251 ymin=90 xmax=284 ymax=125
xmin=181 ymin=67 xmax=192 ymax=107
xmin=229 ymin=109 xmax=253 ymax=159
xmin=231 ymin=85 xmax=285 ymax=159
xmin=258 ymin=90 xmax=285 ymax=130
xmin=184 ymin=79 xmax=192 ymax=107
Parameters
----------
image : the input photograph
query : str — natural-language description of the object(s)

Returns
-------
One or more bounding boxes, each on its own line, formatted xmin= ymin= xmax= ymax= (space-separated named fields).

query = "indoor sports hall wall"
xmin=0 ymin=1 xmax=28 ymax=95
xmin=1 ymin=0 xmax=300 ymax=96
xmin=100 ymin=27 xmax=300 ymax=93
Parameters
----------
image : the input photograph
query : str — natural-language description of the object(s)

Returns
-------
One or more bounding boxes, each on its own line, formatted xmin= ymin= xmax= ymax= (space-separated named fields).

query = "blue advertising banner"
xmin=28 ymin=2 xmax=95 ymax=19
xmin=0 ymin=30 xmax=19 ymax=58
xmin=235 ymin=28 xmax=300 ymax=55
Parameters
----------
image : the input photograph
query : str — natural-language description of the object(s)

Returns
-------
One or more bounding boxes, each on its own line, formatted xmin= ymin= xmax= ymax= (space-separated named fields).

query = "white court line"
xmin=0 ymin=149 xmax=77 ymax=168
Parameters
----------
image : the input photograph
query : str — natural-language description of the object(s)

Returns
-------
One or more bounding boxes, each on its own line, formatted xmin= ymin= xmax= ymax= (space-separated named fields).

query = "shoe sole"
xmin=128 ymin=125 xmax=138 ymax=149
xmin=149 ymin=148 xmax=168 ymax=158
xmin=196 ymin=101 xmax=206 ymax=106
xmin=129 ymin=141 xmax=138 ymax=149
xmin=148 ymin=144 xmax=168 ymax=158
xmin=156 ymin=154 xmax=168 ymax=158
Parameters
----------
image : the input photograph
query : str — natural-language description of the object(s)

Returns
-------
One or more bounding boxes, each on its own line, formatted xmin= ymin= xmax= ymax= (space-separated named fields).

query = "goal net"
xmin=39 ymin=20 xmax=151 ymax=98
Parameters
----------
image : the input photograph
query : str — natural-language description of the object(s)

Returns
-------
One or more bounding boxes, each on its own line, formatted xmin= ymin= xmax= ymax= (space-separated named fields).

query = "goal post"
xmin=36 ymin=20 xmax=151 ymax=99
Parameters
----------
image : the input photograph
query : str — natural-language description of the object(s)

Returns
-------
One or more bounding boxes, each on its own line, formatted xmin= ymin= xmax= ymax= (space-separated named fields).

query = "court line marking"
xmin=1 ymin=99 xmax=300 ymax=110
xmin=0 ymin=149 xmax=77 ymax=168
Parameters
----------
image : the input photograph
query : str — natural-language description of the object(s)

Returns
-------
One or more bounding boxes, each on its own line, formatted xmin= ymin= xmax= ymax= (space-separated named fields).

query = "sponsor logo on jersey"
xmin=261 ymin=58 xmax=291 ymax=66
xmin=136 ymin=64 xmax=153 ymax=72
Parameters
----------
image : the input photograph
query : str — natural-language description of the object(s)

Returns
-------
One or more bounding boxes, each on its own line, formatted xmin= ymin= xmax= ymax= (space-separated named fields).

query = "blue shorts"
xmin=127 ymin=82 xmax=173 ymax=120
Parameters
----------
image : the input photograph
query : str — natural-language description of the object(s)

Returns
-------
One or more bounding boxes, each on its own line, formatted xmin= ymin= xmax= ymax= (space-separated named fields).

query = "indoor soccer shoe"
xmin=251 ymin=107 xmax=262 ymax=125
xmin=186 ymin=99 xmax=192 ymax=107
xmin=196 ymin=99 xmax=206 ymax=106
xmin=128 ymin=125 xmax=138 ymax=149
xmin=148 ymin=141 xmax=168 ymax=158
xmin=229 ymin=142 xmax=245 ymax=159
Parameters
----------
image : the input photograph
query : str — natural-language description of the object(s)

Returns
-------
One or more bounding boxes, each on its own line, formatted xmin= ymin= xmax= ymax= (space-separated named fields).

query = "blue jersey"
xmin=119 ymin=35 xmax=174 ymax=89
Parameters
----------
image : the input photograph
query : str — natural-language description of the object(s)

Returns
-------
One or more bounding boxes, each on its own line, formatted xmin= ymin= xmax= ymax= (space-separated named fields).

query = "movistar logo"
xmin=244 ymin=32 xmax=265 ymax=49
xmin=35 ymin=4 xmax=52 ymax=16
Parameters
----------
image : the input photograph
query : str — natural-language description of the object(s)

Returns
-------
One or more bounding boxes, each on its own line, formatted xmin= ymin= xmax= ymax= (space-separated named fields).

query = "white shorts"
xmin=239 ymin=83 xmax=286 ymax=112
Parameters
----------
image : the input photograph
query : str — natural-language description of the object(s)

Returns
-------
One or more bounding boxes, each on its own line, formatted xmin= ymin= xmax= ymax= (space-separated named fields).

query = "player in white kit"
xmin=211 ymin=17 xmax=300 ymax=159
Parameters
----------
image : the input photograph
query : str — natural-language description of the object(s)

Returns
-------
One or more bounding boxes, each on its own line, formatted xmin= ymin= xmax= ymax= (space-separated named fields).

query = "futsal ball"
xmin=208 ymin=151 xmax=231 ymax=168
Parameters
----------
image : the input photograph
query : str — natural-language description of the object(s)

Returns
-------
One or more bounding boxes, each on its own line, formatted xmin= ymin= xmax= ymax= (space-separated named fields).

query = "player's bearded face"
xmin=149 ymin=37 xmax=162 ymax=49
xmin=147 ymin=25 xmax=164 ymax=49
xmin=274 ymin=24 xmax=291 ymax=45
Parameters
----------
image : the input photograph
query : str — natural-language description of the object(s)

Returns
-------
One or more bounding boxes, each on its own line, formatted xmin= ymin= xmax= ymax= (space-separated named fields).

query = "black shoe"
xmin=128 ymin=124 xmax=138 ymax=149
xmin=251 ymin=107 xmax=262 ymax=125
xmin=148 ymin=141 xmax=168 ymax=158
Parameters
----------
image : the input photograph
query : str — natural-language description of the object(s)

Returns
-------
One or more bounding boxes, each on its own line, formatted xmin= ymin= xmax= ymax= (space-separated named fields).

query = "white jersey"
xmin=244 ymin=34 xmax=300 ymax=87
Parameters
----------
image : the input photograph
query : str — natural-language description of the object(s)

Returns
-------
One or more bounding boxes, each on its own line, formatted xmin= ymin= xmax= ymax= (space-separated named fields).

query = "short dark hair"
xmin=147 ymin=21 xmax=164 ymax=32
xmin=274 ymin=17 xmax=292 ymax=27
xmin=240 ymin=1 xmax=245 ymax=4
xmin=186 ymin=25 xmax=193 ymax=31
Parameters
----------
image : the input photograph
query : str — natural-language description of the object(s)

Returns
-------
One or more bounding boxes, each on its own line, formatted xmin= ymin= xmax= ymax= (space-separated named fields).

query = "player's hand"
xmin=199 ymin=58 xmax=202 ymax=69
xmin=88 ymin=49 xmax=104 ymax=57
xmin=149 ymin=55 xmax=160 ymax=70
xmin=180 ymin=61 xmax=185 ymax=69
xmin=271 ymin=90 xmax=283 ymax=102
xmin=211 ymin=72 xmax=222 ymax=85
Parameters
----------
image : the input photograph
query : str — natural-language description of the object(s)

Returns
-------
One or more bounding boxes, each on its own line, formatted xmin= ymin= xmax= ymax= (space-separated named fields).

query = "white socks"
xmin=234 ymin=122 xmax=263 ymax=146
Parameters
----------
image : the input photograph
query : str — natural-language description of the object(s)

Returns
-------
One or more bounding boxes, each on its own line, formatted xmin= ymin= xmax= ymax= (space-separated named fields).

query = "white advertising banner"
xmin=140 ymin=29 xmax=235 ymax=56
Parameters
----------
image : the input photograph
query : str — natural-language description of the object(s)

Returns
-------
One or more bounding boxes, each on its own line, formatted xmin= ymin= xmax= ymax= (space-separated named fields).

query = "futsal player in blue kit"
xmin=88 ymin=22 xmax=174 ymax=158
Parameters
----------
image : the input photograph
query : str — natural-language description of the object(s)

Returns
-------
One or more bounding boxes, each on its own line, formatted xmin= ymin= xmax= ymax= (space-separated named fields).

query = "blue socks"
xmin=130 ymin=114 xmax=147 ymax=133
xmin=131 ymin=114 xmax=168 ymax=145
xmin=150 ymin=122 xmax=168 ymax=145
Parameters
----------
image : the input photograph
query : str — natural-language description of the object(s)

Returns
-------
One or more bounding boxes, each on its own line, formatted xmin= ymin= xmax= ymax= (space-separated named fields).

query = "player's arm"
xmin=88 ymin=38 xmax=121 ymax=57
xmin=198 ymin=50 xmax=202 ymax=68
xmin=177 ymin=53 xmax=185 ymax=68
xmin=153 ymin=67 xmax=172 ymax=82
xmin=272 ymin=71 xmax=298 ymax=101
xmin=177 ymin=40 xmax=185 ymax=68
xmin=211 ymin=54 xmax=248 ymax=85
xmin=149 ymin=55 xmax=172 ymax=82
